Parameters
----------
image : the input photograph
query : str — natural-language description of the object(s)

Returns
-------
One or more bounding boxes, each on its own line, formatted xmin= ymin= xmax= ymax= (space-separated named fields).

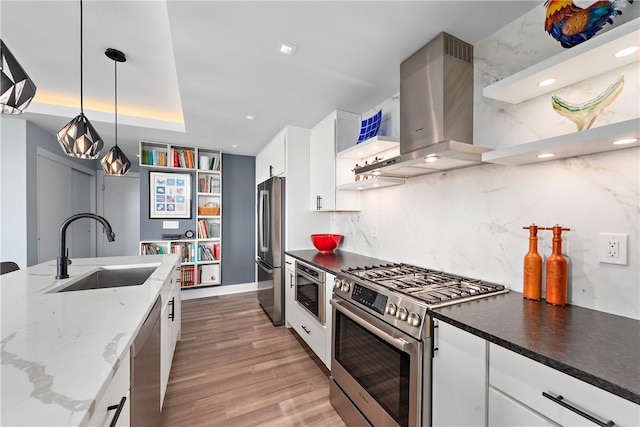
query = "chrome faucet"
xmin=56 ymin=213 xmax=116 ymax=279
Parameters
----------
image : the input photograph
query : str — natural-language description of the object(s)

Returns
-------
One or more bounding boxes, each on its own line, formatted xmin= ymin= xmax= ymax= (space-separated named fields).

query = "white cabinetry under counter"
xmin=431 ymin=321 xmax=487 ymax=426
xmin=87 ymin=350 xmax=130 ymax=426
xmin=489 ymin=343 xmax=640 ymax=426
xmin=160 ymin=265 xmax=181 ymax=407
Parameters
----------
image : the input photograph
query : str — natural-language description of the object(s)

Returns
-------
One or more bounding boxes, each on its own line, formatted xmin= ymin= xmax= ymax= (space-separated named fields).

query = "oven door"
xmin=295 ymin=267 xmax=325 ymax=324
xmin=331 ymin=297 xmax=423 ymax=427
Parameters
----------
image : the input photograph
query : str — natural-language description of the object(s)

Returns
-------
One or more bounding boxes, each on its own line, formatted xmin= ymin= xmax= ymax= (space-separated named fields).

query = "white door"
xmin=38 ymin=156 xmax=72 ymax=263
xmin=99 ymin=173 xmax=140 ymax=256
xmin=37 ymin=155 xmax=95 ymax=263
xmin=70 ymin=168 xmax=93 ymax=258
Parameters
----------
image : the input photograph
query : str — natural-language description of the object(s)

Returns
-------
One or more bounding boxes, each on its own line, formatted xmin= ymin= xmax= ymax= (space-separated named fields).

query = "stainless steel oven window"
xmin=331 ymin=299 xmax=422 ymax=427
xmin=295 ymin=262 xmax=325 ymax=324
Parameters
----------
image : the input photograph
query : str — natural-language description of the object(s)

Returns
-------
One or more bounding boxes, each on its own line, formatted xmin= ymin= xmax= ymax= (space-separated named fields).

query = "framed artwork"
xmin=149 ymin=172 xmax=191 ymax=219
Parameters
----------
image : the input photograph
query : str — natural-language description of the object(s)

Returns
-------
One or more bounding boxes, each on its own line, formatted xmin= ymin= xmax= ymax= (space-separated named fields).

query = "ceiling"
xmin=1 ymin=1 xmax=539 ymax=162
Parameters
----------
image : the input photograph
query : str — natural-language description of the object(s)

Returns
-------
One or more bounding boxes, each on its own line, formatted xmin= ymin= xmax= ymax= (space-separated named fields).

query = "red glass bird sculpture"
xmin=544 ymin=0 xmax=633 ymax=48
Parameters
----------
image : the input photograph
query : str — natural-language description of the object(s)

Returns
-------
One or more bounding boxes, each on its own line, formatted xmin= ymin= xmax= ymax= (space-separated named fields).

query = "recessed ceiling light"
xmin=373 ymin=171 xmax=381 ymax=175
xmin=246 ymin=115 xmax=255 ymax=120
xmin=357 ymin=151 xmax=364 ymax=156
xmin=614 ymin=46 xmax=639 ymax=58
xmin=538 ymin=78 xmax=556 ymax=87
xmin=537 ymin=153 xmax=555 ymax=159
xmin=425 ymin=155 xmax=439 ymax=163
xmin=372 ymin=184 xmax=379 ymax=187
xmin=231 ymin=144 xmax=238 ymax=148
xmin=612 ymin=137 xmax=637 ymax=145
xmin=357 ymin=186 xmax=363 ymax=190
xmin=372 ymin=146 xmax=379 ymax=150
xmin=279 ymin=41 xmax=297 ymax=56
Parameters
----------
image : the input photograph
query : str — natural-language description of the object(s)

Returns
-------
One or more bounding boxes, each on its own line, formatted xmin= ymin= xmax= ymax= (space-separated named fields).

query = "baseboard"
xmin=180 ymin=281 xmax=259 ymax=300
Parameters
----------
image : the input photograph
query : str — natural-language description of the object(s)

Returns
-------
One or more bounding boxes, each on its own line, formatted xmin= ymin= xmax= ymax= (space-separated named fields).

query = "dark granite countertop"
xmin=286 ymin=249 xmax=640 ymax=405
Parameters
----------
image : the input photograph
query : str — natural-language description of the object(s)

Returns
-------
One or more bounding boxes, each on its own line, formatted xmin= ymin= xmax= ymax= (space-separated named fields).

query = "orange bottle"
xmin=522 ymin=224 xmax=542 ymax=301
xmin=545 ymin=225 xmax=570 ymax=306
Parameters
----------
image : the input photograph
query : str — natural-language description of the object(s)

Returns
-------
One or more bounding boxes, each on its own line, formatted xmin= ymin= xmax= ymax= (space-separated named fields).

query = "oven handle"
xmin=332 ymin=298 xmax=416 ymax=353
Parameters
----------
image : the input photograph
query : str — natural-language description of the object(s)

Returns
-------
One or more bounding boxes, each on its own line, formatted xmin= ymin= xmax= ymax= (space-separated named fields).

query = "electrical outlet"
xmin=599 ymin=233 xmax=628 ymax=265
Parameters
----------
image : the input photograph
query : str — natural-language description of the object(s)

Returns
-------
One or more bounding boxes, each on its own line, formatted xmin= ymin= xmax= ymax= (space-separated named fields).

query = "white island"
xmin=1 ymin=254 xmax=180 ymax=426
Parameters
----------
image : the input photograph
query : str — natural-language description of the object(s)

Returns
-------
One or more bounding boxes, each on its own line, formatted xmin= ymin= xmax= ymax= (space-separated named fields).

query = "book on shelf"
xmin=213 ymin=243 xmax=221 ymax=260
xmin=198 ymin=244 xmax=216 ymax=261
xmin=180 ymin=265 xmax=197 ymax=287
xmin=141 ymin=148 xmax=167 ymax=166
xmin=209 ymin=152 xmax=221 ymax=171
xmin=141 ymin=243 xmax=165 ymax=255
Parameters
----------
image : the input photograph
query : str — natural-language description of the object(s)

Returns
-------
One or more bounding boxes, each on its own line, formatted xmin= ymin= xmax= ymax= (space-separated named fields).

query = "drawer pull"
xmin=542 ymin=392 xmax=614 ymax=427
xmin=301 ymin=325 xmax=311 ymax=334
xmin=168 ymin=297 xmax=175 ymax=321
xmin=107 ymin=396 xmax=127 ymax=427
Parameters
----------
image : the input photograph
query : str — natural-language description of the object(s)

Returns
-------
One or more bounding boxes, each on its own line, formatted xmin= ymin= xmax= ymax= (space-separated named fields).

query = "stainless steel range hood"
xmin=359 ymin=32 xmax=491 ymax=178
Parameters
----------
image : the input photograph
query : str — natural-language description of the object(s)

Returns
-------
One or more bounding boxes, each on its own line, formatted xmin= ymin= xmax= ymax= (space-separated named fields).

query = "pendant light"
xmin=0 ymin=39 xmax=37 ymax=114
xmin=57 ymin=0 xmax=103 ymax=159
xmin=100 ymin=48 xmax=131 ymax=176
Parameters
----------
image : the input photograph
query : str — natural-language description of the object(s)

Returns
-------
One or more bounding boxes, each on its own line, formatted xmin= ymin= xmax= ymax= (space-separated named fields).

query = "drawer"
xmin=489 ymin=387 xmax=555 ymax=426
xmin=288 ymin=301 xmax=327 ymax=364
xmin=88 ymin=350 xmax=130 ymax=426
xmin=489 ymin=343 xmax=639 ymax=426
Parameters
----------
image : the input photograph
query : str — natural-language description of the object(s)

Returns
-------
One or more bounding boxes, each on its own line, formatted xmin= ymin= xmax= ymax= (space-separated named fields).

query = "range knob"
xmin=341 ymin=281 xmax=352 ymax=293
xmin=408 ymin=312 xmax=422 ymax=327
xmin=334 ymin=277 xmax=342 ymax=289
xmin=386 ymin=303 xmax=397 ymax=316
xmin=396 ymin=307 xmax=409 ymax=321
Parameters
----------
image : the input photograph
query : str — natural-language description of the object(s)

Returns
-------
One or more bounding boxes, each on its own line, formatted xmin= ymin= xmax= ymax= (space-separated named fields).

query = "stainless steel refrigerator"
xmin=256 ymin=176 xmax=285 ymax=326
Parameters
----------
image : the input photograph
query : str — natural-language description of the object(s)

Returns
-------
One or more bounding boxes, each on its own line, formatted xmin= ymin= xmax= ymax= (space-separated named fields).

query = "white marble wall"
xmin=332 ymin=4 xmax=640 ymax=320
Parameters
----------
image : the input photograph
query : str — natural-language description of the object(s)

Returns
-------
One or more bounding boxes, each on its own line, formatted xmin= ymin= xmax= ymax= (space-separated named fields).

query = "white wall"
xmin=0 ymin=118 xmax=28 ymax=267
xmin=332 ymin=6 xmax=639 ymax=319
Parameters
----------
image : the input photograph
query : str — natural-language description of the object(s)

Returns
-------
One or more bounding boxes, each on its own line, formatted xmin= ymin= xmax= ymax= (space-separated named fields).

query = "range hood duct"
xmin=359 ymin=32 xmax=491 ymax=179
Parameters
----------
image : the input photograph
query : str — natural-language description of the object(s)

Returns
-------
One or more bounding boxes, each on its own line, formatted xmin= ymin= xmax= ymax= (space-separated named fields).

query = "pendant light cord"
xmin=114 ymin=58 xmax=118 ymax=147
xmin=80 ymin=0 xmax=84 ymax=114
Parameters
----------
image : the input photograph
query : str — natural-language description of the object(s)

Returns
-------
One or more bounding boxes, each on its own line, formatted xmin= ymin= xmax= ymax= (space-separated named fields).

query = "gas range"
xmin=332 ymin=262 xmax=508 ymax=339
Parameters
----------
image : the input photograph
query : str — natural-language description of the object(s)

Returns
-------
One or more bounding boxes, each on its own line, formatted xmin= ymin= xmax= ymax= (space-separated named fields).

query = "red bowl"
xmin=311 ymin=234 xmax=342 ymax=253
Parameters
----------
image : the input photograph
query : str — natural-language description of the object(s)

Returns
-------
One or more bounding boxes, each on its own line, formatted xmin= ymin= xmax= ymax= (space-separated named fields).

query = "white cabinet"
xmin=309 ymin=110 xmax=361 ymax=211
xmin=431 ymin=320 xmax=487 ymax=427
xmin=256 ymin=128 xmax=286 ymax=184
xmin=160 ymin=266 xmax=181 ymax=407
xmin=489 ymin=343 xmax=640 ymax=426
xmin=87 ymin=350 xmax=130 ymax=426
xmin=488 ymin=387 xmax=555 ymax=426
xmin=284 ymin=256 xmax=332 ymax=369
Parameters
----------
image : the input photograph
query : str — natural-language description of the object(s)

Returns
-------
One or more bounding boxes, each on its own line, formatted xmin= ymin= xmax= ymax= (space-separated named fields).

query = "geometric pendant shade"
xmin=100 ymin=48 xmax=130 ymax=175
xmin=0 ymin=39 xmax=37 ymax=115
xmin=58 ymin=113 xmax=104 ymax=158
xmin=57 ymin=0 xmax=103 ymax=159
xmin=100 ymin=144 xmax=131 ymax=175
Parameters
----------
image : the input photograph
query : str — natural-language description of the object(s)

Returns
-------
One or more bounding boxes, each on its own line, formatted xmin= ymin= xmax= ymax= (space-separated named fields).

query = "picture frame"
xmin=149 ymin=171 xmax=191 ymax=219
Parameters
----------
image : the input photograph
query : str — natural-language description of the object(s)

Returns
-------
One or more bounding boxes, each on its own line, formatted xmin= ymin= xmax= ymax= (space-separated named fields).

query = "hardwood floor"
xmin=160 ymin=291 xmax=347 ymax=427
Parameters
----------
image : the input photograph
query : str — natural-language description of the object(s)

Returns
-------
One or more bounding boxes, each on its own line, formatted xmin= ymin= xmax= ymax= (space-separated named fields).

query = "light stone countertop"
xmin=1 ymin=254 xmax=179 ymax=426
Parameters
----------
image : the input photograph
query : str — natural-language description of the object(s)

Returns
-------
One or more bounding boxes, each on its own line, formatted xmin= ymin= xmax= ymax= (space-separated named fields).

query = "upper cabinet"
xmin=482 ymin=18 xmax=640 ymax=165
xmin=256 ymin=129 xmax=286 ymax=184
xmin=309 ymin=110 xmax=361 ymax=211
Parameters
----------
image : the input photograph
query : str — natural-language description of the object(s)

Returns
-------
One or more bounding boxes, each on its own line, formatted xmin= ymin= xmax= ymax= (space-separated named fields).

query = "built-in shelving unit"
xmin=482 ymin=118 xmax=640 ymax=165
xmin=336 ymin=135 xmax=405 ymax=190
xmin=483 ymin=19 xmax=639 ymax=104
xmin=139 ymin=142 xmax=223 ymax=289
xmin=482 ymin=18 xmax=639 ymax=165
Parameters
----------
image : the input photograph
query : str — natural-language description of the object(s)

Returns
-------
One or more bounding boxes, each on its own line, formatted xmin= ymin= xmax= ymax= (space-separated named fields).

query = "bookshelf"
xmin=140 ymin=144 xmax=223 ymax=288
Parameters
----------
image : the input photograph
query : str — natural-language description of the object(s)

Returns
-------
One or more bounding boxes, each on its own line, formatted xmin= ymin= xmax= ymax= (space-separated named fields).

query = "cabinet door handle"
xmin=542 ymin=392 xmax=614 ymax=427
xmin=107 ymin=396 xmax=127 ymax=427
xmin=301 ymin=325 xmax=311 ymax=334
xmin=432 ymin=322 xmax=439 ymax=356
xmin=316 ymin=195 xmax=321 ymax=210
xmin=168 ymin=297 xmax=175 ymax=321
xmin=269 ymin=165 xmax=274 ymax=177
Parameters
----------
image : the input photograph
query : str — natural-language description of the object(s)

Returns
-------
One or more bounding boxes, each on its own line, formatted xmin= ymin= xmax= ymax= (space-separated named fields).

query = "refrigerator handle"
xmin=255 ymin=259 xmax=274 ymax=274
xmin=258 ymin=189 xmax=269 ymax=252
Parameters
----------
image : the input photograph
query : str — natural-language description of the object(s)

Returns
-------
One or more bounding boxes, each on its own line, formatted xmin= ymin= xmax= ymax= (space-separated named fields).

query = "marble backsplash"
xmin=332 ymin=4 xmax=639 ymax=319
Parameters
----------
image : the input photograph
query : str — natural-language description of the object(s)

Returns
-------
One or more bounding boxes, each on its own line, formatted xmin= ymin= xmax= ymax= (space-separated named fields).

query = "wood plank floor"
xmin=160 ymin=291 xmax=347 ymax=427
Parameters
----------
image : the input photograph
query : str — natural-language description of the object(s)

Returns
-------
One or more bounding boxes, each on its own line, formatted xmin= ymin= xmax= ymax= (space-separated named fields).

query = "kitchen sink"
xmin=56 ymin=266 xmax=158 ymax=292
